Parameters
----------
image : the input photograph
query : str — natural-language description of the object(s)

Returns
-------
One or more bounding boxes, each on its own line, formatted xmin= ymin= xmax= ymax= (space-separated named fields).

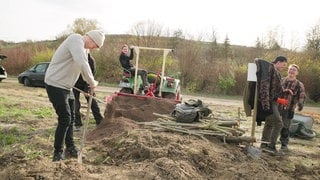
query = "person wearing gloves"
xmin=258 ymin=56 xmax=288 ymax=154
xmin=45 ymin=29 xmax=105 ymax=161
xmin=119 ymin=44 xmax=149 ymax=90
xmin=279 ymin=64 xmax=306 ymax=151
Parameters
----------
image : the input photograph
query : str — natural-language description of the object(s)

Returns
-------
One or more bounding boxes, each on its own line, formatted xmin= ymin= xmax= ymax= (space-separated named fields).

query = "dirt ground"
xmin=0 ymin=80 xmax=319 ymax=180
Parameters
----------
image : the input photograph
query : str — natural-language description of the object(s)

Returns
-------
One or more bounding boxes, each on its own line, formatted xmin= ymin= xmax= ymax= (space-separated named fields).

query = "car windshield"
xmin=33 ymin=63 xmax=47 ymax=73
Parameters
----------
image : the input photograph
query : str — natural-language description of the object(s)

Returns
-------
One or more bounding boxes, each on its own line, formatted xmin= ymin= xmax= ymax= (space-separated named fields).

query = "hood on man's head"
xmin=86 ymin=30 xmax=105 ymax=48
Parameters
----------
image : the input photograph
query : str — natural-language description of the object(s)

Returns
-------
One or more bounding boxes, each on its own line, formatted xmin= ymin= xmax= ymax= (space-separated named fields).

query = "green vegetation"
xmin=0 ymin=90 xmax=56 ymax=159
xmin=31 ymin=107 xmax=54 ymax=119
xmin=0 ymin=99 xmax=54 ymax=121
xmin=0 ymin=127 xmax=26 ymax=148
xmin=1 ymin=18 xmax=320 ymax=102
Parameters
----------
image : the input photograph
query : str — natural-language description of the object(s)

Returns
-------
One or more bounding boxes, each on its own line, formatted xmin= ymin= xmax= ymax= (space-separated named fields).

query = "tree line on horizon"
xmin=1 ymin=18 xmax=320 ymax=102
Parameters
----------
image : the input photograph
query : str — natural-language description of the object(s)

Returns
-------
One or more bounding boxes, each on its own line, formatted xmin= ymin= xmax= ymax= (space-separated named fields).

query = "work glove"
xmin=262 ymin=104 xmax=270 ymax=112
xmin=298 ymin=103 xmax=303 ymax=111
xmin=261 ymin=104 xmax=273 ymax=115
xmin=276 ymin=98 xmax=288 ymax=106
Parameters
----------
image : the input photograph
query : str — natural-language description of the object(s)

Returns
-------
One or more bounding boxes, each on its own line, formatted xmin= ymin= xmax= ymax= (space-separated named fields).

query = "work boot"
xmin=53 ymin=151 xmax=65 ymax=162
xmin=74 ymin=126 xmax=81 ymax=131
xmin=262 ymin=145 xmax=282 ymax=156
xmin=260 ymin=143 xmax=269 ymax=149
xmin=65 ymin=146 xmax=79 ymax=158
xmin=280 ymin=144 xmax=289 ymax=151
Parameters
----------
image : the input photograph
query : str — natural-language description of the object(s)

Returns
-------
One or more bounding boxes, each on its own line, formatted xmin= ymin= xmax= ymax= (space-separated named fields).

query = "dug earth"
xmin=0 ymin=81 xmax=319 ymax=179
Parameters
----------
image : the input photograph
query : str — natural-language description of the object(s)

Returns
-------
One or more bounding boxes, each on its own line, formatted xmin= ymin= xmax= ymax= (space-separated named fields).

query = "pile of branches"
xmin=136 ymin=113 xmax=252 ymax=143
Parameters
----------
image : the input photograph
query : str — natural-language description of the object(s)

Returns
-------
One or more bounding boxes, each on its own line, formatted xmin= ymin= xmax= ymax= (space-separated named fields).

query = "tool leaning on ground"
xmin=75 ymin=87 xmax=93 ymax=164
xmin=73 ymin=86 xmax=104 ymax=163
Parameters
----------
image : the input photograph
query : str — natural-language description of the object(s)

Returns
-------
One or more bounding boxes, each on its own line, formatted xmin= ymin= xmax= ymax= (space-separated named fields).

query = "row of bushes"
xmin=1 ymin=36 xmax=319 ymax=102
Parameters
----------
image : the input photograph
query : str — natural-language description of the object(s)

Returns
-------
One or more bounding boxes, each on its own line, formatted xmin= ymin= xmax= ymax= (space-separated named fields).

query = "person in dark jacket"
xmin=119 ymin=44 xmax=149 ymax=90
xmin=259 ymin=56 xmax=288 ymax=154
xmin=279 ymin=64 xmax=305 ymax=151
xmin=73 ymin=53 xmax=103 ymax=131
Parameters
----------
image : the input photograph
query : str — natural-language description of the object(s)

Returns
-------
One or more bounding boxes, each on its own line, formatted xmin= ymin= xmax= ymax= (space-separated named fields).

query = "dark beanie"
xmin=273 ymin=56 xmax=287 ymax=63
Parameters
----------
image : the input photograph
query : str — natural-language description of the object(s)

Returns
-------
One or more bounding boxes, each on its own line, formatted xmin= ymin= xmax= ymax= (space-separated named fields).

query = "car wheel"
xmin=23 ymin=78 xmax=31 ymax=87
xmin=297 ymin=125 xmax=317 ymax=139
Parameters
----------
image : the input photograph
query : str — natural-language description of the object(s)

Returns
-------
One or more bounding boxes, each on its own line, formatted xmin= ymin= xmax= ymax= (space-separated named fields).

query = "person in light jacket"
xmin=45 ymin=30 xmax=105 ymax=161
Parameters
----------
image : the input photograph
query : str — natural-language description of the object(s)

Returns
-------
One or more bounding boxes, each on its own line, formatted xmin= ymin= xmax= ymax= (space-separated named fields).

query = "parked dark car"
xmin=0 ymin=54 xmax=7 ymax=82
xmin=18 ymin=62 xmax=50 ymax=87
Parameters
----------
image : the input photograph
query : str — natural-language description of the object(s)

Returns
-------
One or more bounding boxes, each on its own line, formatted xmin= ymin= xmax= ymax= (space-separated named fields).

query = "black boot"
xmin=65 ymin=146 xmax=79 ymax=158
xmin=262 ymin=144 xmax=277 ymax=154
xmin=53 ymin=150 xmax=65 ymax=161
xmin=280 ymin=144 xmax=289 ymax=151
xmin=260 ymin=143 xmax=268 ymax=149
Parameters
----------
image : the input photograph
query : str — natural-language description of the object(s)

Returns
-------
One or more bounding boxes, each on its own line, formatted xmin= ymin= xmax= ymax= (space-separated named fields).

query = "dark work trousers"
xmin=261 ymin=102 xmax=283 ymax=147
xmin=73 ymin=86 xmax=103 ymax=126
xmin=280 ymin=109 xmax=292 ymax=146
xmin=130 ymin=68 xmax=148 ymax=87
xmin=46 ymin=85 xmax=75 ymax=153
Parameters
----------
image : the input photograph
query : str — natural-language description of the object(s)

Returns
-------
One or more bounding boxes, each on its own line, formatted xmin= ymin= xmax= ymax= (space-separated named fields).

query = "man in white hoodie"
xmin=45 ymin=30 xmax=105 ymax=161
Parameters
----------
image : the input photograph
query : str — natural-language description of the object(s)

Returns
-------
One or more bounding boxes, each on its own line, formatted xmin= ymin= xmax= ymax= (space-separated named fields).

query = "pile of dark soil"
xmin=87 ymin=95 xmax=177 ymax=141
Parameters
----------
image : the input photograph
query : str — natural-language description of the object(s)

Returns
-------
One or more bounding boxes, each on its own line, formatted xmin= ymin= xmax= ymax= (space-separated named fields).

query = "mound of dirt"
xmin=82 ymin=95 xmax=320 ymax=179
xmin=1 ymin=81 xmax=320 ymax=180
xmin=87 ymin=95 xmax=177 ymax=141
xmin=104 ymin=95 xmax=177 ymax=121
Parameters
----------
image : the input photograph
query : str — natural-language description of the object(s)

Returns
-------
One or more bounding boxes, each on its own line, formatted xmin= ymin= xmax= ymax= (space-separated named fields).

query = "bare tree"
xmin=265 ymin=27 xmax=284 ymax=50
xmin=69 ymin=18 xmax=100 ymax=35
xmin=305 ymin=23 xmax=320 ymax=60
xmin=170 ymin=29 xmax=184 ymax=49
xmin=222 ymin=35 xmax=232 ymax=60
xmin=207 ymin=29 xmax=219 ymax=62
xmin=130 ymin=20 xmax=163 ymax=47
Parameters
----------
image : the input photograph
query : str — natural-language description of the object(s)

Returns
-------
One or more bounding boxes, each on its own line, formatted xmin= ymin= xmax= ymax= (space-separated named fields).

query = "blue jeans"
xmin=46 ymin=85 xmax=75 ymax=153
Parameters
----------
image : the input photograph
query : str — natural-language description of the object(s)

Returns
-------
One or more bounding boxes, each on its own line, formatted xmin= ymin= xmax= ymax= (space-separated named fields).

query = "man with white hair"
xmin=45 ymin=30 xmax=105 ymax=161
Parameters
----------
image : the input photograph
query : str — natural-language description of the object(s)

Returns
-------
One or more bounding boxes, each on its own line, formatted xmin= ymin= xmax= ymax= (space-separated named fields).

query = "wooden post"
xmin=247 ymin=62 xmax=258 ymax=145
xmin=251 ymin=83 xmax=258 ymax=145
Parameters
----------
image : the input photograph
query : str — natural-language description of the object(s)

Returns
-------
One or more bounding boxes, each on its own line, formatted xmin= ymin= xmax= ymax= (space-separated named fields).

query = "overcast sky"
xmin=1 ymin=0 xmax=319 ymax=49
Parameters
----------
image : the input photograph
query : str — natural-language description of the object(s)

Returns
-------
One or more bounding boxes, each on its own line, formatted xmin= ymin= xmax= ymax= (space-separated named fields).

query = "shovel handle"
xmin=78 ymin=91 xmax=93 ymax=163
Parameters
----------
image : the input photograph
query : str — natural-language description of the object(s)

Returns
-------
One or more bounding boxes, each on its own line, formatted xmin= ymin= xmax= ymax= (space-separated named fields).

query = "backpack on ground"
xmin=171 ymin=99 xmax=212 ymax=123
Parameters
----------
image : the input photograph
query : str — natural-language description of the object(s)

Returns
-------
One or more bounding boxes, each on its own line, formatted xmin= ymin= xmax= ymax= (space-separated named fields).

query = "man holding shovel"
xmin=45 ymin=30 xmax=105 ymax=161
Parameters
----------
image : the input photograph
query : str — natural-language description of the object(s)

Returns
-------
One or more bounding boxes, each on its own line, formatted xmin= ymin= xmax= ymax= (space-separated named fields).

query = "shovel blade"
xmin=245 ymin=145 xmax=261 ymax=159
